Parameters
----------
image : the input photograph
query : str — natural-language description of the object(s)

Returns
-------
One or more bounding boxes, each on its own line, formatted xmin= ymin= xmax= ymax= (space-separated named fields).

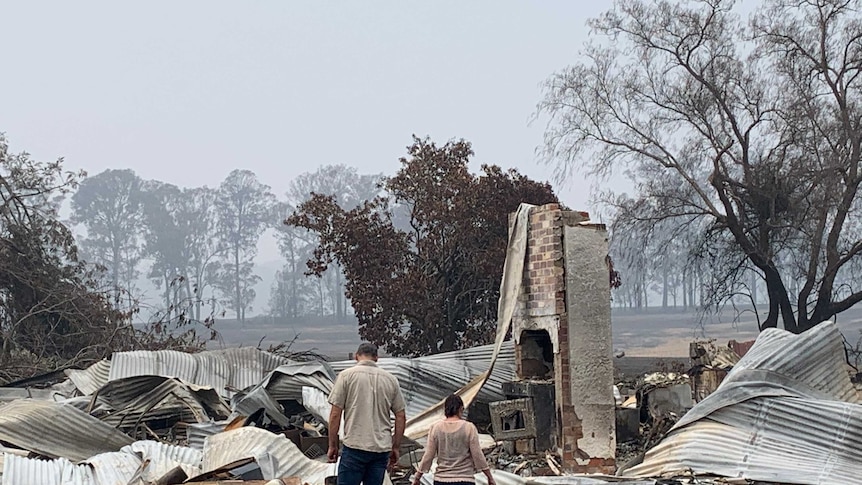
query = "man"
xmin=328 ymin=342 xmax=406 ymax=485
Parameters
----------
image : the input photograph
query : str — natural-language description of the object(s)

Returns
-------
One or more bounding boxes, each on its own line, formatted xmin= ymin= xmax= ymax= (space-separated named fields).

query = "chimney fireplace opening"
xmin=519 ymin=329 xmax=554 ymax=380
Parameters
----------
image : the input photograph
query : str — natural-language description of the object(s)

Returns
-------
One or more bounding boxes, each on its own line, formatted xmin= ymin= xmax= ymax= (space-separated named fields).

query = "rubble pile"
xmin=0 ymin=323 xmax=859 ymax=485
xmin=0 ymin=343 xmax=517 ymax=485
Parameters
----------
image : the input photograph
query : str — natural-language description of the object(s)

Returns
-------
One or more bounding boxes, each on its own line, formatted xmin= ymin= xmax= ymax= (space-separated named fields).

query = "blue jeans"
xmin=337 ymin=445 xmax=390 ymax=485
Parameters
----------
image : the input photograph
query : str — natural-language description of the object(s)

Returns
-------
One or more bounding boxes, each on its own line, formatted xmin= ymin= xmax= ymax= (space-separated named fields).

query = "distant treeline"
xmin=69 ymin=165 xmax=380 ymax=325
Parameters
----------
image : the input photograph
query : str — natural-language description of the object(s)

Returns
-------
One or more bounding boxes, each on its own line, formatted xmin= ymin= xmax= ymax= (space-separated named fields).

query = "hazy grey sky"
xmin=1 ymin=2 xmax=606 ymax=189
xmin=2 ymin=1 xmax=610 ymax=264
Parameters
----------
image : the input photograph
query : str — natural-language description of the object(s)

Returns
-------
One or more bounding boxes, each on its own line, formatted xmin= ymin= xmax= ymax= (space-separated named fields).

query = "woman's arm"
xmin=467 ymin=423 xmax=491 ymax=473
xmin=412 ymin=426 xmax=438 ymax=485
xmin=481 ymin=468 xmax=496 ymax=485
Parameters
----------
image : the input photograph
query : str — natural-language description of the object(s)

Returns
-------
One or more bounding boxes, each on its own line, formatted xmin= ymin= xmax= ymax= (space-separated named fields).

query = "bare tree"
xmin=538 ymin=0 xmax=862 ymax=332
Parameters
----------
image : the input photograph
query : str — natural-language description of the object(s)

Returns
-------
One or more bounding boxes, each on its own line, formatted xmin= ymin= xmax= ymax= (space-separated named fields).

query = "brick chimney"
xmin=510 ymin=203 xmax=616 ymax=474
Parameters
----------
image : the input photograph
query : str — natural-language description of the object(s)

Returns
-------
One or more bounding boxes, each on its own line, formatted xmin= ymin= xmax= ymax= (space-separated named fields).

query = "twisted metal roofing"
xmin=1 ymin=440 xmax=202 ymax=485
xmin=64 ymin=348 xmax=294 ymax=398
xmin=197 ymin=427 xmax=336 ymax=482
xmin=624 ymin=322 xmax=862 ymax=484
xmin=329 ymin=342 xmax=515 ymax=419
xmin=0 ymin=400 xmax=133 ymax=462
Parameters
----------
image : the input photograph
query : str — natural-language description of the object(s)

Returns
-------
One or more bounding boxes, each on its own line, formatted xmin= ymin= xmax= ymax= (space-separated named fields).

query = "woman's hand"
xmin=483 ymin=469 xmax=496 ymax=485
xmin=411 ymin=472 xmax=423 ymax=485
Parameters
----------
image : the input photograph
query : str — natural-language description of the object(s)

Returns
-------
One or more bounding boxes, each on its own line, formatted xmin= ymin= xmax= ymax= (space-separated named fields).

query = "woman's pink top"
xmin=417 ymin=420 xmax=490 ymax=483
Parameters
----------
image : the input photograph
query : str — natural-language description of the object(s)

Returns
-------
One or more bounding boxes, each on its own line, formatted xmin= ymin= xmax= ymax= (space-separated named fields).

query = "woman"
xmin=412 ymin=395 xmax=496 ymax=485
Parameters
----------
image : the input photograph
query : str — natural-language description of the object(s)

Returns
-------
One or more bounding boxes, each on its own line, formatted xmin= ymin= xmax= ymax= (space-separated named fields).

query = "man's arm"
xmin=389 ymin=409 xmax=406 ymax=468
xmin=327 ymin=404 xmax=343 ymax=463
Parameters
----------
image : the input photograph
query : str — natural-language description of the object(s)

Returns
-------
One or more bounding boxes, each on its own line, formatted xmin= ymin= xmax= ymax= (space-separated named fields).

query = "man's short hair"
xmin=356 ymin=342 xmax=378 ymax=357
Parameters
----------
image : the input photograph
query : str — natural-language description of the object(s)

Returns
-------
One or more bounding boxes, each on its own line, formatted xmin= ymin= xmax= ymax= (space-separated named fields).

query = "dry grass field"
xmin=207 ymin=306 xmax=862 ymax=364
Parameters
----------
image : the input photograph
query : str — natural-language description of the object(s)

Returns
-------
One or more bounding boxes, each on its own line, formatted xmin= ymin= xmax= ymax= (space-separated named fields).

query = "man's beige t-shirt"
xmin=328 ymin=360 xmax=406 ymax=453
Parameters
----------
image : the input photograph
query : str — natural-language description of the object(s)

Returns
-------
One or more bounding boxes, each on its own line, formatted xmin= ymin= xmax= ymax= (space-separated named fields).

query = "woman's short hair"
xmin=444 ymin=394 xmax=464 ymax=417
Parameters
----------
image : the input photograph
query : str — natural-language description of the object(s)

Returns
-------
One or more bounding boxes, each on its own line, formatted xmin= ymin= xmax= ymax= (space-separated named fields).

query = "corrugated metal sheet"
xmin=96 ymin=377 xmax=230 ymax=437
xmin=124 ymin=440 xmax=202 ymax=481
xmin=421 ymin=340 xmax=516 ymax=403
xmin=63 ymin=343 xmax=512 ymax=429
xmin=61 ymin=396 xmax=98 ymax=412
xmin=0 ymin=387 xmax=69 ymax=403
xmin=65 ymin=360 xmax=110 ymax=396
xmin=2 ymin=454 xmax=97 ymax=485
xmin=302 ymin=386 xmax=336 ymax=433
xmin=232 ymin=386 xmax=292 ymax=428
xmin=624 ymin=322 xmax=862 ymax=484
xmin=108 ymin=347 xmax=292 ymax=396
xmin=84 ymin=451 xmax=142 ymax=485
xmin=187 ymin=421 xmax=228 ymax=451
xmin=1 ymin=441 xmax=201 ymax=485
xmin=93 ymin=375 xmax=176 ymax=408
xmin=198 ymin=427 xmax=336 ymax=483
xmin=327 ymin=342 xmax=515 ymax=420
xmin=260 ymin=362 xmax=336 ymax=402
xmin=0 ymin=400 xmax=133 ymax=461
xmin=2 ymin=451 xmax=140 ymax=485
xmin=65 ymin=348 xmax=293 ymax=398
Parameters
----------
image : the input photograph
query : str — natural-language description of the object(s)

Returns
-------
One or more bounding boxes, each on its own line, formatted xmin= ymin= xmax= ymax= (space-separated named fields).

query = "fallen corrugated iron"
xmin=66 ymin=348 xmax=294 ymax=398
xmin=95 ymin=375 xmax=230 ymax=413
xmin=0 ymin=378 xmax=78 ymax=404
xmin=623 ymin=321 xmax=862 ymax=484
xmin=0 ymin=424 xmax=329 ymax=483
xmin=0 ymin=387 xmax=70 ymax=404
xmin=65 ymin=359 xmax=111 ymax=396
xmin=328 ymin=342 xmax=515 ymax=420
xmin=124 ymin=440 xmax=203 ymax=482
xmin=258 ymin=362 xmax=336 ymax=402
xmin=0 ymin=399 xmax=133 ymax=462
xmin=187 ymin=421 xmax=229 ymax=451
xmin=0 ymin=341 xmax=518 ymax=481
xmin=231 ymin=386 xmax=293 ymax=429
xmin=300 ymin=386 xmax=333 ymax=429
xmin=195 ymin=427 xmax=335 ymax=483
xmin=1 ymin=440 xmax=202 ymax=485
xmin=3 ymin=453 xmax=105 ymax=485
xmin=93 ymin=376 xmax=230 ymax=440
